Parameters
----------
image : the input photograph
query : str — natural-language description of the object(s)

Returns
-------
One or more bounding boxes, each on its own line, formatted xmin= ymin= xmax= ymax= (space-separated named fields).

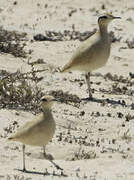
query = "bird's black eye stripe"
xmin=41 ymin=98 xmax=47 ymax=102
xmin=98 ymin=16 xmax=108 ymax=21
xmin=101 ymin=16 xmax=108 ymax=19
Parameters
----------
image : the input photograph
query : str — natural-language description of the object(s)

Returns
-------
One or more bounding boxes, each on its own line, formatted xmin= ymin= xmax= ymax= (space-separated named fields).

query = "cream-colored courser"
xmin=8 ymin=96 xmax=62 ymax=172
xmin=61 ymin=13 xmax=120 ymax=99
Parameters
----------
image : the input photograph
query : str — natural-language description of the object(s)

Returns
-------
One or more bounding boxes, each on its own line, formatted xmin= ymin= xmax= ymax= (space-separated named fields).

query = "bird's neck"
xmin=42 ymin=108 xmax=52 ymax=117
xmin=99 ymin=24 xmax=109 ymax=39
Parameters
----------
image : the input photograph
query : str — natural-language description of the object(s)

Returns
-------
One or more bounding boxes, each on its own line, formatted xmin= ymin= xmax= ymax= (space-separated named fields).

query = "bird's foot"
xmin=81 ymin=95 xmax=93 ymax=101
xmin=55 ymin=164 xmax=63 ymax=171
xmin=44 ymin=168 xmax=50 ymax=176
xmin=22 ymin=168 xmax=27 ymax=173
xmin=49 ymin=159 xmax=63 ymax=171
xmin=88 ymin=95 xmax=93 ymax=101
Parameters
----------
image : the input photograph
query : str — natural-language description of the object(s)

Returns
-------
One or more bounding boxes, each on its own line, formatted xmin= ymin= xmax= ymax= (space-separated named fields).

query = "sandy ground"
xmin=0 ymin=0 xmax=134 ymax=179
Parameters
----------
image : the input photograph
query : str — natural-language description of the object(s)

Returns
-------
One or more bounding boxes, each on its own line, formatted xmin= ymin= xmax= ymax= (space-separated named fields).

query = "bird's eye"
xmin=41 ymin=98 xmax=47 ymax=102
xmin=101 ymin=16 xmax=108 ymax=19
xmin=98 ymin=16 xmax=108 ymax=22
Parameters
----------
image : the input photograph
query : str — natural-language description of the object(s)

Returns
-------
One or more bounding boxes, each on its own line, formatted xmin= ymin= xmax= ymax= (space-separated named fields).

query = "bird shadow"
xmin=81 ymin=97 xmax=127 ymax=106
xmin=15 ymin=168 xmax=68 ymax=177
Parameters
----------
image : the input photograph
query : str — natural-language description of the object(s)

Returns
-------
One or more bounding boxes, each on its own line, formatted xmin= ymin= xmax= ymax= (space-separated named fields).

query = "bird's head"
xmin=40 ymin=95 xmax=58 ymax=110
xmin=98 ymin=13 xmax=120 ymax=26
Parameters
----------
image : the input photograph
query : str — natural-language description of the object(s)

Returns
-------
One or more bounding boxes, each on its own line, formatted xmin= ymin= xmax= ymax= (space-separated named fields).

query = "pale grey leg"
xmin=43 ymin=146 xmax=48 ymax=158
xmin=22 ymin=144 xmax=26 ymax=172
xmin=43 ymin=146 xmax=63 ymax=170
xmin=85 ymin=72 xmax=92 ymax=99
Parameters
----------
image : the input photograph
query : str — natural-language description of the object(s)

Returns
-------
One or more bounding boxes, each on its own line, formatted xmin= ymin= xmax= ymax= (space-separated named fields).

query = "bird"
xmin=60 ymin=13 xmax=121 ymax=99
xmin=8 ymin=95 xmax=62 ymax=172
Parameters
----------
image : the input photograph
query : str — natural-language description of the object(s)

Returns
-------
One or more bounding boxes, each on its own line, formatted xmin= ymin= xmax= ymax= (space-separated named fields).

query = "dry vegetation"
xmin=0 ymin=27 xmax=27 ymax=57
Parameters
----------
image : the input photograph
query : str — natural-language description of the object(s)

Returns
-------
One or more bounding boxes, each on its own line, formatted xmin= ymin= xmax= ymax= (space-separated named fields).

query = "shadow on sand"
xmin=15 ymin=168 xmax=68 ymax=177
xmin=81 ymin=97 xmax=127 ymax=106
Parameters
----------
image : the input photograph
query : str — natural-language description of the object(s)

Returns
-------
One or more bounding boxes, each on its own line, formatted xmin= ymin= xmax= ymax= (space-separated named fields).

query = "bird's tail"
xmin=60 ymin=65 xmax=71 ymax=73
xmin=53 ymin=66 xmax=67 ymax=73
xmin=59 ymin=68 xmax=65 ymax=73
xmin=8 ymin=136 xmax=15 ymax=141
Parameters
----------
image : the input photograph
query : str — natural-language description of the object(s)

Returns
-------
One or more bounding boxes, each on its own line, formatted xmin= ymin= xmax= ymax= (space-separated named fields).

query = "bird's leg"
xmin=22 ymin=144 xmax=26 ymax=172
xmin=43 ymin=146 xmax=47 ymax=158
xmin=48 ymin=159 xmax=63 ymax=171
xmin=85 ymin=72 xmax=93 ymax=99
xmin=43 ymin=146 xmax=63 ymax=170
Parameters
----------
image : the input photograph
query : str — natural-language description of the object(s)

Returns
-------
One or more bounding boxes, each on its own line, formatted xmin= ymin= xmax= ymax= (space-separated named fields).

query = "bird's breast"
xmin=88 ymin=39 xmax=111 ymax=70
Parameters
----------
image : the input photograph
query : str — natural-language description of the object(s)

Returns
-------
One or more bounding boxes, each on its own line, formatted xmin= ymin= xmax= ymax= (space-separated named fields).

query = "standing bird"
xmin=60 ymin=13 xmax=120 ymax=99
xmin=8 ymin=96 xmax=62 ymax=172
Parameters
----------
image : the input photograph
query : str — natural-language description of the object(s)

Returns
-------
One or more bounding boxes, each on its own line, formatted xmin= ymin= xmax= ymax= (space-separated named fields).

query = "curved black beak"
xmin=53 ymin=98 xmax=61 ymax=102
xmin=113 ymin=16 xmax=121 ymax=19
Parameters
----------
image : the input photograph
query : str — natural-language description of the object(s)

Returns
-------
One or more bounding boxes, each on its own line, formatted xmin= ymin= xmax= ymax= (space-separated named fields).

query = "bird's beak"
xmin=53 ymin=98 xmax=61 ymax=102
xmin=113 ymin=16 xmax=121 ymax=19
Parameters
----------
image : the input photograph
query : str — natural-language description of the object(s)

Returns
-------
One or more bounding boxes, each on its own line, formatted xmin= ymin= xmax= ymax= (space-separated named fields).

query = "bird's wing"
xmin=8 ymin=114 xmax=43 ymax=140
xmin=61 ymin=32 xmax=100 ymax=72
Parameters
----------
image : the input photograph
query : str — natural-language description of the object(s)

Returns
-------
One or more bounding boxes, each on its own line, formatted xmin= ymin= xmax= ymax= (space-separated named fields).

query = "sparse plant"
xmin=49 ymin=90 xmax=81 ymax=107
xmin=0 ymin=26 xmax=27 ymax=57
xmin=70 ymin=146 xmax=97 ymax=161
xmin=0 ymin=70 xmax=43 ymax=113
xmin=120 ymin=129 xmax=132 ymax=141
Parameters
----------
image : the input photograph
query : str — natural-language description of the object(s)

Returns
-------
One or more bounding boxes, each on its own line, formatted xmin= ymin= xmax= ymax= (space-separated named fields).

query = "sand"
xmin=0 ymin=0 xmax=134 ymax=179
